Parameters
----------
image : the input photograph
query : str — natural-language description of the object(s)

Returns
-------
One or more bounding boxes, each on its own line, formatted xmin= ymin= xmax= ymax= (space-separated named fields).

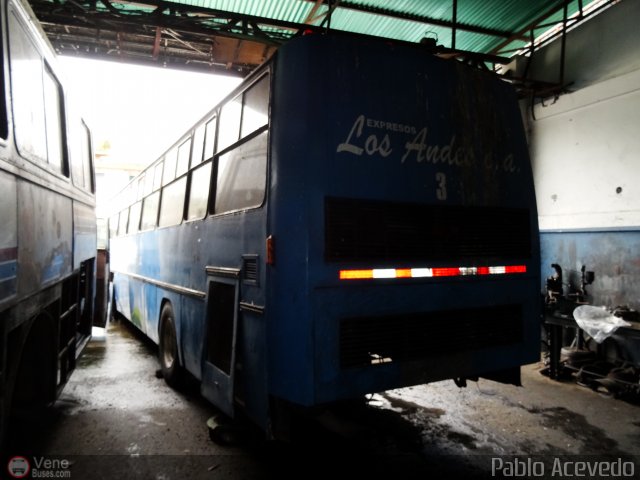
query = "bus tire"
xmin=159 ymin=303 xmax=184 ymax=389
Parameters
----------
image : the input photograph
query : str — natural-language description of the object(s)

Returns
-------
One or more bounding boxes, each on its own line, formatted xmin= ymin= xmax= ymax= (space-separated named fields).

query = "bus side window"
xmin=143 ymin=167 xmax=154 ymax=196
xmin=159 ymin=177 xmax=187 ymax=227
xmin=187 ymin=161 xmax=212 ymax=221
xmin=153 ymin=161 xmax=164 ymax=191
xmin=191 ymin=124 xmax=205 ymax=168
xmin=43 ymin=65 xmax=66 ymax=174
xmin=214 ymin=131 xmax=268 ymax=215
xmin=163 ymin=148 xmax=177 ymax=186
xmin=80 ymin=122 xmax=94 ymax=192
xmin=176 ymin=138 xmax=191 ymax=177
xmin=128 ymin=201 xmax=142 ymax=234
xmin=70 ymin=120 xmax=86 ymax=189
xmin=140 ymin=191 xmax=160 ymax=231
xmin=136 ymin=174 xmax=146 ymax=201
xmin=241 ymin=75 xmax=269 ymax=137
xmin=0 ymin=22 xmax=6 ymax=140
xmin=217 ymin=97 xmax=241 ymax=152
xmin=203 ymin=116 xmax=217 ymax=161
xmin=117 ymin=208 xmax=129 ymax=236
xmin=109 ymin=214 xmax=119 ymax=238
xmin=8 ymin=9 xmax=48 ymax=163
xmin=70 ymin=120 xmax=93 ymax=191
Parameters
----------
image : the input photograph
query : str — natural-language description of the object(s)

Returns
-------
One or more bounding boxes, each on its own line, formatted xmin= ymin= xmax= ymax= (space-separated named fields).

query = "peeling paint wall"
xmin=525 ymin=0 xmax=640 ymax=309
xmin=540 ymin=231 xmax=640 ymax=309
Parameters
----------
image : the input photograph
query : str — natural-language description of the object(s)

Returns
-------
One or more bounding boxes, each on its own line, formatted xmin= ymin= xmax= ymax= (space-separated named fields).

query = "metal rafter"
xmin=301 ymin=0 xmax=524 ymax=40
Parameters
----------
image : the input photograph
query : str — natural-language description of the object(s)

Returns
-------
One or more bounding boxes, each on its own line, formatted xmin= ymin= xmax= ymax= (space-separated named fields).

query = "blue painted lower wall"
xmin=540 ymin=230 xmax=640 ymax=310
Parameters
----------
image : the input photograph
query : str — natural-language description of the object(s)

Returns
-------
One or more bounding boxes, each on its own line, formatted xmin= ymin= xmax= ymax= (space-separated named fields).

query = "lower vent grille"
xmin=339 ymin=305 xmax=522 ymax=369
xmin=325 ymin=197 xmax=531 ymax=262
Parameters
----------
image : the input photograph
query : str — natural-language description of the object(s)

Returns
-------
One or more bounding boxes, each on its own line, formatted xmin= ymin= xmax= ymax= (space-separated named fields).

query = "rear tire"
xmin=159 ymin=303 xmax=184 ymax=389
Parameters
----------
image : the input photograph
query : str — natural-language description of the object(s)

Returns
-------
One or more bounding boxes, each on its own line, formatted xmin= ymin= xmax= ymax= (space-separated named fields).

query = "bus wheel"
xmin=159 ymin=303 xmax=184 ymax=389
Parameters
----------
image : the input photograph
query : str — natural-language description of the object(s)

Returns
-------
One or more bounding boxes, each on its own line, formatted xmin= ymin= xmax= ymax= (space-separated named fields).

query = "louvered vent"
xmin=242 ymin=255 xmax=259 ymax=284
xmin=325 ymin=197 xmax=531 ymax=263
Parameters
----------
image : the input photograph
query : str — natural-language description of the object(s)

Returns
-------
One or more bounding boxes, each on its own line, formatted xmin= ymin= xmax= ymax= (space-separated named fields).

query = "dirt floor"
xmin=5 ymin=319 xmax=640 ymax=479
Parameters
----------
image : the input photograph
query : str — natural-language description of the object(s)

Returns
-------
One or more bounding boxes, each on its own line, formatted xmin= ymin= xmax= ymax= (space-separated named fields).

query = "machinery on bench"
xmin=543 ymin=264 xmax=640 ymax=397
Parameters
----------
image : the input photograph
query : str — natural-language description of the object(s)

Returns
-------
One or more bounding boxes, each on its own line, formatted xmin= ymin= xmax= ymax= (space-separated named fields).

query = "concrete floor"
xmin=7 ymin=319 xmax=640 ymax=479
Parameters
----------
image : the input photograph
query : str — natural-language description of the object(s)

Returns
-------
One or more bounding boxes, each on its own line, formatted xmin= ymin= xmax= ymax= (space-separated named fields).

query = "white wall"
xmin=529 ymin=68 xmax=640 ymax=230
xmin=525 ymin=0 xmax=640 ymax=231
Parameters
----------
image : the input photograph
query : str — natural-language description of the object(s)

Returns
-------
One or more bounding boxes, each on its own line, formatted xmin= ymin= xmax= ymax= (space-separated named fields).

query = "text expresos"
xmin=337 ymin=114 xmax=519 ymax=174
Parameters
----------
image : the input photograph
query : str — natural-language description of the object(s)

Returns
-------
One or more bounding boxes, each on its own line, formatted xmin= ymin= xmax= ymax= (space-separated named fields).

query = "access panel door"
xmin=201 ymin=267 xmax=239 ymax=417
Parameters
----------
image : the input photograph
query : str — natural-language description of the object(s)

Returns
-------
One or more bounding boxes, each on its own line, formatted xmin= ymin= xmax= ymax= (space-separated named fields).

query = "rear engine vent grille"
xmin=242 ymin=255 xmax=259 ymax=284
xmin=340 ymin=305 xmax=522 ymax=369
xmin=325 ymin=197 xmax=531 ymax=262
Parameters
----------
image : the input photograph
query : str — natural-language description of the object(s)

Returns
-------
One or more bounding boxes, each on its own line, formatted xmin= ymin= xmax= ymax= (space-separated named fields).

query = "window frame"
xmin=139 ymin=191 xmax=161 ymax=232
xmin=210 ymin=127 xmax=269 ymax=217
xmin=158 ymin=175 xmax=187 ymax=229
xmin=185 ymin=159 xmax=213 ymax=222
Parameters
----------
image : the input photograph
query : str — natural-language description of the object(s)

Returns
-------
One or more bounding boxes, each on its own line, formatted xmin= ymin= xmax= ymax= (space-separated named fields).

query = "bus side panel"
xmin=238 ymin=310 xmax=269 ymax=429
xmin=0 ymin=171 xmax=18 ymax=303
xmin=112 ymin=273 xmax=130 ymax=320
xmin=73 ymin=202 xmax=97 ymax=268
xmin=149 ymin=225 xmax=203 ymax=376
xmin=179 ymin=296 xmax=205 ymax=381
xmin=265 ymin=46 xmax=317 ymax=405
xmin=197 ymin=209 xmax=269 ymax=424
xmin=17 ymin=180 xmax=72 ymax=296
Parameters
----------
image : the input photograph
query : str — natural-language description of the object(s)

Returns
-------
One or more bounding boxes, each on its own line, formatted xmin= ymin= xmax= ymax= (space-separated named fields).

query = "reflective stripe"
xmin=339 ymin=265 xmax=527 ymax=280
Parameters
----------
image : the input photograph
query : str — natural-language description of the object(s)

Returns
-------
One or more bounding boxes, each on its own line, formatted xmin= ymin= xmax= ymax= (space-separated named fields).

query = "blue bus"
xmin=110 ymin=33 xmax=540 ymax=435
xmin=0 ymin=0 xmax=98 ymax=444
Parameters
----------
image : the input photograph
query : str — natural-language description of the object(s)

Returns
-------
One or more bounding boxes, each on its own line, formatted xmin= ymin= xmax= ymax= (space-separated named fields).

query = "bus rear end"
xmin=267 ymin=34 xmax=540 ymax=407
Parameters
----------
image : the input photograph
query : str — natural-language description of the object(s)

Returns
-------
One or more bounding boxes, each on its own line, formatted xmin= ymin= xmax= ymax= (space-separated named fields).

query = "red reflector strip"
xmin=339 ymin=265 xmax=527 ymax=280
xmin=505 ymin=265 xmax=527 ymax=274
xmin=432 ymin=267 xmax=460 ymax=277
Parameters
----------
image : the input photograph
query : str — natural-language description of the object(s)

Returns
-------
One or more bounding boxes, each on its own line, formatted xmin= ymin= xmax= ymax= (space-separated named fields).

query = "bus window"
xmin=136 ymin=174 xmax=145 ymax=201
xmin=70 ymin=120 xmax=86 ymax=189
xmin=109 ymin=214 xmax=118 ymax=238
xmin=214 ymin=131 xmax=267 ymax=215
xmin=117 ymin=208 xmax=129 ymax=236
xmin=191 ymin=124 xmax=205 ymax=168
xmin=140 ymin=191 xmax=160 ymax=231
xmin=0 ymin=26 xmax=6 ymax=140
xmin=163 ymin=148 xmax=177 ymax=185
xmin=128 ymin=201 xmax=142 ymax=234
xmin=153 ymin=161 xmax=164 ymax=191
xmin=159 ymin=177 xmax=187 ymax=227
xmin=43 ymin=66 xmax=65 ymax=174
xmin=241 ymin=75 xmax=269 ymax=138
xmin=8 ymin=8 xmax=47 ymax=162
xmin=187 ymin=161 xmax=212 ymax=221
xmin=143 ymin=167 xmax=154 ymax=196
xmin=80 ymin=122 xmax=94 ymax=191
xmin=204 ymin=116 xmax=217 ymax=160
xmin=217 ymin=97 xmax=241 ymax=152
xmin=176 ymin=138 xmax=191 ymax=177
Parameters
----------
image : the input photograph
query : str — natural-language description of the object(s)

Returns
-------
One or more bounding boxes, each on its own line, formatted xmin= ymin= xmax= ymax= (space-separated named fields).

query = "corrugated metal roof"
xmin=29 ymin=0 xmax=617 ymax=81
xmin=161 ymin=0 xmax=605 ymax=54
